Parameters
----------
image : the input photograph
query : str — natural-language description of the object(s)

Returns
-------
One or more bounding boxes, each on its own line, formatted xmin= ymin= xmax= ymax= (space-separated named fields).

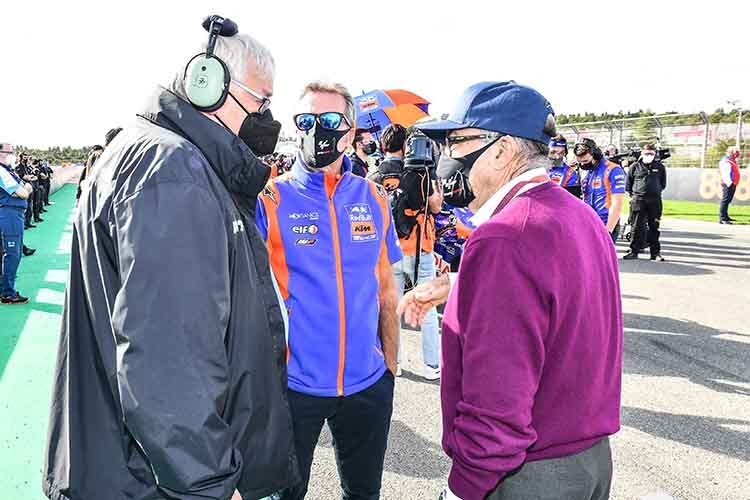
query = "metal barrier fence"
xmin=557 ymin=113 xmax=746 ymax=169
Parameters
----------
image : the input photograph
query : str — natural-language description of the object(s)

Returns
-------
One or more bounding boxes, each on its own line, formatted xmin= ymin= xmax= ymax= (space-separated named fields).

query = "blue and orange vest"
xmin=549 ymin=163 xmax=580 ymax=188
xmin=256 ymin=154 xmax=402 ymax=397
xmin=582 ymin=159 xmax=626 ymax=225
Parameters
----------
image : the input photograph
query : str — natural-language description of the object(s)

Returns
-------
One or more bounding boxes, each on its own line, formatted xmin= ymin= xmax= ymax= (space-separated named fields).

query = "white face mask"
xmin=642 ymin=154 xmax=655 ymax=165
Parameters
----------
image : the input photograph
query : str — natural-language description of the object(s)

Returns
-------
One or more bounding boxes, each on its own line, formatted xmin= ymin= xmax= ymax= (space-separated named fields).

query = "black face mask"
xmin=362 ymin=141 xmax=378 ymax=155
xmin=549 ymin=156 xmax=564 ymax=167
xmin=442 ymin=170 xmax=475 ymax=208
xmin=436 ymin=140 xmax=496 ymax=180
xmin=226 ymin=92 xmax=281 ymax=156
xmin=577 ymin=159 xmax=598 ymax=171
xmin=435 ymin=140 xmax=499 ymax=207
xmin=301 ymin=125 xmax=349 ymax=169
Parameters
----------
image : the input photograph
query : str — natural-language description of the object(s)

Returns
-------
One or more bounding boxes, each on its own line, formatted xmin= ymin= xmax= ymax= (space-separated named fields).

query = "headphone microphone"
xmin=201 ymin=15 xmax=238 ymax=39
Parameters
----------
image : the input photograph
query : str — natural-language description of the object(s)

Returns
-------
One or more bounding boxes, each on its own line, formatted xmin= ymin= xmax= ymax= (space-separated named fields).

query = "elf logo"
xmin=292 ymin=224 xmax=319 ymax=235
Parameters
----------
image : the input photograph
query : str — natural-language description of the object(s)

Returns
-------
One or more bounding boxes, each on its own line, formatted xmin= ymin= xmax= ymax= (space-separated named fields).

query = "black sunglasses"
xmin=294 ymin=112 xmax=352 ymax=132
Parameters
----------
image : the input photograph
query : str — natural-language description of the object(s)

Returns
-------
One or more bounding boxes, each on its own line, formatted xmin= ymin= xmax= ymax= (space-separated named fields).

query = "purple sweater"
xmin=441 ymin=182 xmax=623 ymax=500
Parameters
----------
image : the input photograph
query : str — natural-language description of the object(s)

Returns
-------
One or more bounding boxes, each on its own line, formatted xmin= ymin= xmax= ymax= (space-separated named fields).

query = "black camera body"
xmin=404 ymin=133 xmax=435 ymax=170
xmin=611 ymin=147 xmax=671 ymax=164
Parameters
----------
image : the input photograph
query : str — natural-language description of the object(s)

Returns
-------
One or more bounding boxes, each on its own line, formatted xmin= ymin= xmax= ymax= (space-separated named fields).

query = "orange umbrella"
xmin=354 ymin=89 xmax=430 ymax=131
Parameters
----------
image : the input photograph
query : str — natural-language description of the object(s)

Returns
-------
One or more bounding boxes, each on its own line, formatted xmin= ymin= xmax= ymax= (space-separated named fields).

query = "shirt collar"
xmin=470 ymin=167 xmax=549 ymax=227
xmin=291 ymin=152 xmax=353 ymax=191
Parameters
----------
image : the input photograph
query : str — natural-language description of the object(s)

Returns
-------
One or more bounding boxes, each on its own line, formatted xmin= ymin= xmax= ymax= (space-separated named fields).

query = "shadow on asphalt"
xmin=624 ymin=313 xmax=749 ymax=396
xmin=618 ymin=259 xmax=714 ymax=276
xmin=659 ymin=230 xmax=729 ymax=241
xmin=660 ymin=240 xmax=750 ymax=255
xmin=623 ymin=313 xmax=750 ymax=459
xmin=622 ymin=407 xmax=750 ymax=462
xmin=317 ymin=419 xmax=449 ymax=479
xmin=621 ymin=294 xmax=649 ymax=301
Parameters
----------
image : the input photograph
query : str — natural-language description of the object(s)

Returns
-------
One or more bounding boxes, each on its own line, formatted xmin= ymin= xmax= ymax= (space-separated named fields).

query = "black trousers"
xmin=609 ymin=222 xmax=621 ymax=243
xmin=720 ymin=184 xmax=737 ymax=221
xmin=41 ymin=179 xmax=51 ymax=205
xmin=630 ymin=198 xmax=662 ymax=257
xmin=32 ymin=183 xmax=43 ymax=220
xmin=281 ymin=372 xmax=395 ymax=500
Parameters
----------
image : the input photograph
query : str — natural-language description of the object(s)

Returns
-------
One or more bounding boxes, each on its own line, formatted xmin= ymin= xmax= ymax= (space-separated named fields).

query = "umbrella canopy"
xmin=354 ymin=89 xmax=430 ymax=134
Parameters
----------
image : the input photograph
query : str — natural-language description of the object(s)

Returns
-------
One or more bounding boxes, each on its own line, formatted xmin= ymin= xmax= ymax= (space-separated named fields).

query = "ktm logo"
xmin=352 ymin=222 xmax=375 ymax=234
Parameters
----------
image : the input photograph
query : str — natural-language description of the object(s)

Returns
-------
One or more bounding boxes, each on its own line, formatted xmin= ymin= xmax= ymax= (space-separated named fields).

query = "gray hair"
xmin=509 ymin=137 xmax=551 ymax=171
xmin=172 ymin=33 xmax=275 ymax=98
xmin=508 ymin=113 xmax=557 ymax=171
xmin=299 ymin=82 xmax=356 ymax=126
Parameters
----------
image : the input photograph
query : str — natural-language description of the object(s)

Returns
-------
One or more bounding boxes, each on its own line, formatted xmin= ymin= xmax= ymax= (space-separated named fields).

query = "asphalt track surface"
xmin=1 ymin=187 xmax=747 ymax=499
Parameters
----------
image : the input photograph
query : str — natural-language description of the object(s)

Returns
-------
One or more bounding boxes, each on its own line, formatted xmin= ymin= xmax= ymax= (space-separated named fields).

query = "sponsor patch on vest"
xmin=292 ymin=224 xmax=319 ymax=235
xmin=592 ymin=178 xmax=602 ymax=189
xmin=295 ymin=238 xmax=317 ymax=246
xmin=345 ymin=203 xmax=377 ymax=242
xmin=289 ymin=211 xmax=320 ymax=221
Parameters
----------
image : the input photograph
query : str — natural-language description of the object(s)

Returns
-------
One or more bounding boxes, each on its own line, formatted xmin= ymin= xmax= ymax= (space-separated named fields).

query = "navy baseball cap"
xmin=417 ymin=81 xmax=555 ymax=146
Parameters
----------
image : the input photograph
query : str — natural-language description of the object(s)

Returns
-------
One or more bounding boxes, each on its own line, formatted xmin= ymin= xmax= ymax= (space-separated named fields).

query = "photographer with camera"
xmin=16 ymin=154 xmax=40 ymax=229
xmin=350 ymin=128 xmax=378 ymax=177
xmin=376 ymin=124 xmax=444 ymax=380
xmin=623 ymin=144 xmax=666 ymax=261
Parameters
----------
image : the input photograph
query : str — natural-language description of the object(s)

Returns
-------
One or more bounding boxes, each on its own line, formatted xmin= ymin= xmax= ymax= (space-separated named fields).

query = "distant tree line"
xmin=557 ymin=109 xmax=744 ymax=126
xmin=16 ymin=145 xmax=89 ymax=164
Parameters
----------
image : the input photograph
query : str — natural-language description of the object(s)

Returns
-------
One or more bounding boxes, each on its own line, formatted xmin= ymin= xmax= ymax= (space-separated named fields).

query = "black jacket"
xmin=627 ymin=160 xmax=667 ymax=200
xmin=348 ymin=152 xmax=369 ymax=177
xmin=44 ymin=88 xmax=299 ymax=500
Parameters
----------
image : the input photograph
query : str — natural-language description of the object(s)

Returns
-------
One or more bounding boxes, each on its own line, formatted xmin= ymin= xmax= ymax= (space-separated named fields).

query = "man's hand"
xmin=397 ymin=274 xmax=451 ymax=327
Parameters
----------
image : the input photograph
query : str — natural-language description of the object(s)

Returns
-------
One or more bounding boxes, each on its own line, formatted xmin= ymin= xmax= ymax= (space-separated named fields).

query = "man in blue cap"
xmin=400 ymin=81 xmax=623 ymax=500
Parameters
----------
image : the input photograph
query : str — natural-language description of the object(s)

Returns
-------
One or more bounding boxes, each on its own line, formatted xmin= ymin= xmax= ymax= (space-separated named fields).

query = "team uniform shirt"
xmin=0 ymin=164 xmax=27 ymax=209
xmin=582 ymin=159 xmax=626 ymax=225
xmin=548 ymin=163 xmax=580 ymax=188
xmin=256 ymin=154 xmax=402 ymax=397
xmin=435 ymin=205 xmax=475 ymax=265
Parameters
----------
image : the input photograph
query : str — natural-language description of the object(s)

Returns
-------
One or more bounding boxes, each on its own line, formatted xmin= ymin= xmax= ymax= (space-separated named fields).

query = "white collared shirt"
xmin=448 ymin=167 xmax=549 ymax=287
xmin=469 ymin=167 xmax=549 ymax=227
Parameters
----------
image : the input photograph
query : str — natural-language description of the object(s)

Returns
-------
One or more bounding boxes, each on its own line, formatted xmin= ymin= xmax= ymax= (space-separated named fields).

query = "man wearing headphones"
xmin=45 ymin=16 xmax=298 ymax=500
xmin=576 ymin=138 xmax=627 ymax=241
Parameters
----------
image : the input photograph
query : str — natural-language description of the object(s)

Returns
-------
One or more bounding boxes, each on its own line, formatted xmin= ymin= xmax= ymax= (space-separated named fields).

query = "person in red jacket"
xmin=719 ymin=146 xmax=742 ymax=224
